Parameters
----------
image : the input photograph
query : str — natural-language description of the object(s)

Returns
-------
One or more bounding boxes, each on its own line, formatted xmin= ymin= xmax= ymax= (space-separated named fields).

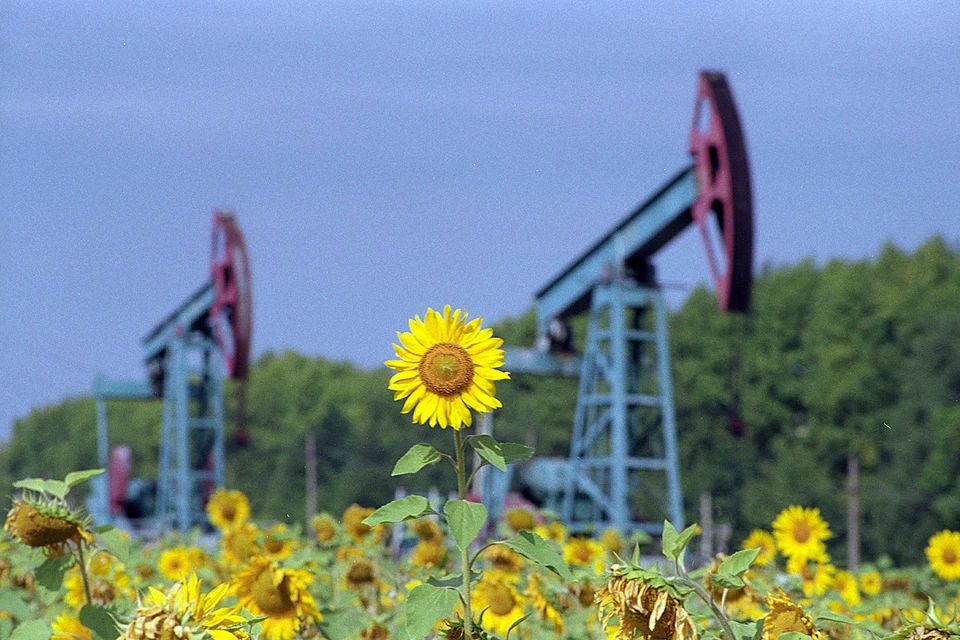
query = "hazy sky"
xmin=2 ymin=2 xmax=958 ymax=441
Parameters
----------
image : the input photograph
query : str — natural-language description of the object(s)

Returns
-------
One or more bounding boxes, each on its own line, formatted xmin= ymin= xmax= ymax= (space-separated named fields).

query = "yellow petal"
xmin=398 ymin=331 xmax=426 ymax=355
xmin=410 ymin=316 xmax=431 ymax=346
xmin=401 ymin=385 xmax=426 ymax=414
xmin=475 ymin=366 xmax=510 ymax=381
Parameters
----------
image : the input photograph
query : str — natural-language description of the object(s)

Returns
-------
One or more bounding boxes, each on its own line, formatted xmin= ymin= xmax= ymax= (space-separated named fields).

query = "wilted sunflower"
xmin=741 ymin=529 xmax=776 ymax=566
xmin=772 ymin=505 xmax=831 ymax=564
xmin=385 ymin=305 xmax=509 ymax=429
xmin=927 ymin=530 xmax=960 ymax=581
xmin=595 ymin=569 xmax=697 ymax=640
xmin=206 ymin=488 xmax=251 ymax=531
xmin=120 ymin=573 xmax=246 ymax=640
xmin=4 ymin=495 xmax=95 ymax=558
xmin=761 ymin=589 xmax=824 ymax=640
xmin=232 ymin=557 xmax=321 ymax=640
xmin=472 ymin=575 xmax=527 ymax=638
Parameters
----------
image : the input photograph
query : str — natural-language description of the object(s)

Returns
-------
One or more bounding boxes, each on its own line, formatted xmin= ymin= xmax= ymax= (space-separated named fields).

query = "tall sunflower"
xmin=927 ymin=530 xmax=960 ymax=581
xmin=232 ymin=557 xmax=321 ymax=640
xmin=385 ymin=306 xmax=509 ymax=429
xmin=771 ymin=505 xmax=831 ymax=564
xmin=206 ymin=488 xmax=251 ymax=531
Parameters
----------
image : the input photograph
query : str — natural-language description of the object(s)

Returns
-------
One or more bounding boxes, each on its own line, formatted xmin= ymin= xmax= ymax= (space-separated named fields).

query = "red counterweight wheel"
xmin=689 ymin=71 xmax=754 ymax=312
xmin=210 ymin=210 xmax=253 ymax=379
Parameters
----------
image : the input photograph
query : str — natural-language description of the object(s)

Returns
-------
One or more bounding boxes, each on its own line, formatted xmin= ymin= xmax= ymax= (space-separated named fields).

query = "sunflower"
xmin=411 ymin=540 xmax=447 ymax=569
xmin=206 ymin=488 xmax=251 ymax=531
xmin=221 ymin=522 xmax=261 ymax=567
xmin=385 ymin=305 xmax=509 ymax=430
xmin=157 ymin=546 xmax=205 ymax=581
xmin=343 ymin=504 xmax=382 ymax=544
xmin=761 ymin=589 xmax=824 ymax=640
xmin=859 ymin=569 xmax=882 ymax=597
xmin=261 ymin=524 xmax=295 ymax=561
xmin=120 ymin=573 xmax=247 ymax=640
xmin=52 ymin=614 xmax=93 ymax=640
xmin=595 ymin=570 xmax=698 ymax=640
xmin=526 ymin=574 xmax=565 ymax=635
xmin=504 ymin=507 xmax=537 ymax=532
xmin=927 ymin=530 xmax=960 ymax=581
xmin=563 ymin=536 xmax=605 ymax=571
xmin=483 ymin=544 xmax=525 ymax=575
xmin=311 ymin=512 xmax=338 ymax=544
xmin=345 ymin=558 xmax=378 ymax=591
xmin=410 ymin=517 xmax=445 ymax=544
xmin=771 ymin=505 xmax=831 ymax=564
xmin=232 ymin=557 xmax=321 ymax=640
xmin=4 ymin=497 xmax=95 ymax=558
xmin=360 ymin=624 xmax=390 ymax=640
xmin=534 ymin=520 xmax=569 ymax=544
xmin=831 ymin=569 xmax=861 ymax=606
xmin=600 ymin=528 xmax=626 ymax=555
xmin=472 ymin=575 xmax=527 ymax=638
xmin=741 ymin=529 xmax=776 ymax=566
xmin=790 ymin=559 xmax=835 ymax=598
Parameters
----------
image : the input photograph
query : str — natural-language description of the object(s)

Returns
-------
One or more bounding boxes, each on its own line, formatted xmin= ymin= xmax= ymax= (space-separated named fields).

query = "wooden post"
xmin=847 ymin=453 xmax=860 ymax=570
xmin=305 ymin=430 xmax=317 ymax=528
xmin=699 ymin=492 xmax=714 ymax=561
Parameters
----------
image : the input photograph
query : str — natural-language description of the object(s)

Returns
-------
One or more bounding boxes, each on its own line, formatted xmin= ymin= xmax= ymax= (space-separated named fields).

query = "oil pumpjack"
xmin=91 ymin=211 xmax=252 ymax=533
xmin=500 ymin=71 xmax=753 ymax=534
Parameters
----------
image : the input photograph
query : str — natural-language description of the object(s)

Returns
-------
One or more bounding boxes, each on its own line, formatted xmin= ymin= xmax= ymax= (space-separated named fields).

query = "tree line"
xmin=1 ymin=237 xmax=958 ymax=565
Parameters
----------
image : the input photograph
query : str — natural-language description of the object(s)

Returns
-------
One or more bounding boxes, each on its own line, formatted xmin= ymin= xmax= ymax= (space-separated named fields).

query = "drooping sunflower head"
xmin=761 ymin=588 xmax=824 ymax=640
xmin=771 ymin=505 xmax=831 ymax=564
xmin=206 ymin=488 xmax=251 ymax=531
xmin=595 ymin=570 xmax=698 ymax=640
xmin=442 ymin=617 xmax=493 ymax=640
xmin=4 ymin=496 xmax=95 ymax=558
xmin=232 ymin=557 xmax=320 ymax=640
xmin=386 ymin=306 xmax=509 ymax=430
xmin=927 ymin=530 xmax=960 ymax=581
xmin=742 ymin=529 xmax=777 ymax=566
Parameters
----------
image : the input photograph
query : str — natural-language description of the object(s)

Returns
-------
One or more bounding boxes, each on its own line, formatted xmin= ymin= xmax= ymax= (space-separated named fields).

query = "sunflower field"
xmin=5 ymin=304 xmax=960 ymax=640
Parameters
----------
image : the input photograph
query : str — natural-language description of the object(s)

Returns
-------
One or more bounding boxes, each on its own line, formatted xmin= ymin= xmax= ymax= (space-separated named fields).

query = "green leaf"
xmin=42 ymin=480 xmax=68 ymax=500
xmin=404 ymin=584 xmax=459 ymax=640
xmin=728 ymin=620 xmax=762 ymax=640
xmin=777 ymin=634 xmax=811 ymax=640
xmin=392 ymin=444 xmax=442 ymax=476
xmin=79 ymin=605 xmax=122 ymax=640
xmin=11 ymin=479 xmax=47 ymax=494
xmin=718 ymin=547 xmax=760 ymax=578
xmin=504 ymin=613 xmax=530 ymax=640
xmin=65 ymin=469 xmax=105 ymax=488
xmin=426 ymin=570 xmax=481 ymax=588
xmin=35 ymin=554 xmax=76 ymax=591
xmin=502 ymin=531 xmax=574 ymax=581
xmin=95 ymin=527 xmax=131 ymax=567
xmin=8 ymin=620 xmax=49 ymax=640
xmin=501 ymin=442 xmax=535 ymax=464
xmin=709 ymin=571 xmax=744 ymax=590
xmin=362 ymin=496 xmax=432 ymax=527
xmin=815 ymin=611 xmax=861 ymax=626
xmin=662 ymin=521 xmax=698 ymax=564
xmin=1 ymin=617 xmax=13 ymax=640
xmin=469 ymin=435 xmax=507 ymax=471
xmin=445 ymin=500 xmax=487 ymax=551
xmin=0 ymin=590 xmax=33 ymax=621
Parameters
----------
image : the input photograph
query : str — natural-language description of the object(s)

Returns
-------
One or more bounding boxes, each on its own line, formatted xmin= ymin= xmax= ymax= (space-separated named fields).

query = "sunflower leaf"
xmin=11 ymin=479 xmax=47 ymax=494
xmin=404 ymin=584 xmax=460 ymax=640
xmin=503 ymin=530 xmax=574 ymax=581
xmin=79 ymin=604 xmax=123 ymax=640
xmin=468 ymin=435 xmax=507 ymax=471
xmin=95 ymin=526 xmax=131 ymax=566
xmin=710 ymin=571 xmax=744 ymax=590
xmin=500 ymin=442 xmax=535 ymax=464
xmin=65 ymin=468 xmax=105 ymax=488
xmin=8 ymin=620 xmax=50 ymax=640
xmin=727 ymin=619 xmax=761 ymax=640
xmin=42 ymin=480 xmax=69 ymax=500
xmin=392 ymin=444 xmax=442 ymax=476
xmin=815 ymin=611 xmax=861 ymax=626
xmin=718 ymin=547 xmax=760 ymax=578
xmin=776 ymin=634 xmax=812 ymax=640
xmin=363 ymin=495 xmax=432 ymax=527
xmin=0 ymin=591 xmax=32 ymax=622
xmin=36 ymin=554 xmax=76 ymax=591
xmin=445 ymin=499 xmax=487 ymax=551
xmin=662 ymin=521 xmax=698 ymax=565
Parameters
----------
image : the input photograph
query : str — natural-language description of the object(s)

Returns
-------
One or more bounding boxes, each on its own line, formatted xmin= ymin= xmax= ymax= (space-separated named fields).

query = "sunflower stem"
xmin=75 ymin=541 xmax=93 ymax=606
xmin=676 ymin=572 xmax=736 ymax=640
xmin=454 ymin=429 xmax=474 ymax=640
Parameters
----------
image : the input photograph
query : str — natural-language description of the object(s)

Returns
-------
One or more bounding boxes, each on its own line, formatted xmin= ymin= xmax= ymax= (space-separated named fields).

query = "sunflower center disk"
xmin=944 ymin=548 xmax=958 ymax=564
xmin=419 ymin=343 xmax=474 ymax=397
xmin=252 ymin=570 xmax=295 ymax=615
xmin=792 ymin=522 xmax=812 ymax=544
xmin=488 ymin=584 xmax=516 ymax=616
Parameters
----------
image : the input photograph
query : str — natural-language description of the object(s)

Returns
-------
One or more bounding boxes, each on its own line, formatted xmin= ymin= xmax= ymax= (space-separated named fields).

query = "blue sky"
xmin=2 ymin=1 xmax=958 ymax=441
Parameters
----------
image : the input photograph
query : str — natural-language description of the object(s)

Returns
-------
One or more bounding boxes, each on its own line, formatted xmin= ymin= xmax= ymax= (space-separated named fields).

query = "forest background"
xmin=3 ymin=237 xmax=959 ymax=567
